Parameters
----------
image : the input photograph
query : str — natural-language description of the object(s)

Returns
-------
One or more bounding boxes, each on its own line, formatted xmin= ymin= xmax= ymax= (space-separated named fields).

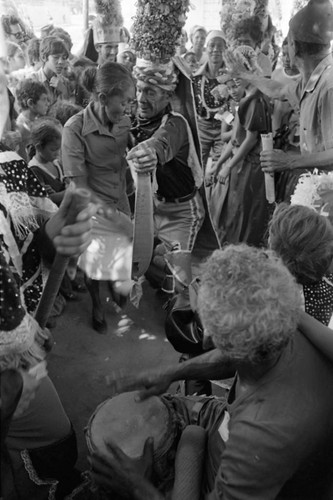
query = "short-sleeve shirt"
xmin=233 ymin=90 xmax=272 ymax=147
xmin=286 ymin=54 xmax=333 ymax=154
xmin=62 ymin=102 xmax=130 ymax=214
xmin=30 ymin=68 xmax=71 ymax=110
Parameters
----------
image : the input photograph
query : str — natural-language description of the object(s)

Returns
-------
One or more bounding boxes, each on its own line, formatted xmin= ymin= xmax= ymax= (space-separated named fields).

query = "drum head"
xmin=87 ymin=391 xmax=169 ymax=459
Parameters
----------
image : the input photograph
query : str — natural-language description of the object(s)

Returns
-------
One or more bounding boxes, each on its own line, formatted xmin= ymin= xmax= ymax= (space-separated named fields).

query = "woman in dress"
xmin=208 ymin=48 xmax=272 ymax=247
xmin=62 ymin=62 xmax=135 ymax=333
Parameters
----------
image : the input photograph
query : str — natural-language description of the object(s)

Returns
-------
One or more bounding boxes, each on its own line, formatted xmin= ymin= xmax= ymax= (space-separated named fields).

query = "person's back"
xmin=206 ymin=330 xmax=333 ymax=499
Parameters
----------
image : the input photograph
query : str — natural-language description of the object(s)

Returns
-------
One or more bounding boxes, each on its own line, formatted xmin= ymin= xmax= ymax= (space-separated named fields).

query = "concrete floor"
xmin=47 ymin=279 xmax=179 ymax=471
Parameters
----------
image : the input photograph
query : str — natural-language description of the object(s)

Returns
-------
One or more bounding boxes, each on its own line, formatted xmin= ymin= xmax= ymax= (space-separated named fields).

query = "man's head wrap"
xmin=133 ymin=58 xmax=179 ymax=93
xmin=289 ymin=0 xmax=333 ymax=44
xmin=205 ymin=30 xmax=226 ymax=47
xmin=189 ymin=25 xmax=207 ymax=43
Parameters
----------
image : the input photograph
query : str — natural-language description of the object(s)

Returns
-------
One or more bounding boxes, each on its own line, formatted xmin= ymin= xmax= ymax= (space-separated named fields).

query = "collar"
xmin=81 ymin=102 xmax=129 ymax=137
xmin=193 ymin=61 xmax=225 ymax=78
xmin=36 ymin=67 xmax=49 ymax=83
xmin=193 ymin=61 xmax=210 ymax=77
xmin=301 ymin=54 xmax=333 ymax=98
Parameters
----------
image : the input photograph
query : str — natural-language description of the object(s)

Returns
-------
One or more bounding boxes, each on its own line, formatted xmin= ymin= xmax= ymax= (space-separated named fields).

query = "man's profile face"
xmin=287 ymin=31 xmax=297 ymax=68
xmin=136 ymin=81 xmax=170 ymax=120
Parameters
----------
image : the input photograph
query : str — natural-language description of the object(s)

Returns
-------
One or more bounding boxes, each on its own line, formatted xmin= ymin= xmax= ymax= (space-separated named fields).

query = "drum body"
xmin=86 ymin=391 xmax=179 ymax=491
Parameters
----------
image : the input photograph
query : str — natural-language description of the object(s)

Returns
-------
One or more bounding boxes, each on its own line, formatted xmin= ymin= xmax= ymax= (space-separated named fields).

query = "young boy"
xmin=15 ymin=78 xmax=49 ymax=161
xmin=31 ymin=36 xmax=71 ymax=110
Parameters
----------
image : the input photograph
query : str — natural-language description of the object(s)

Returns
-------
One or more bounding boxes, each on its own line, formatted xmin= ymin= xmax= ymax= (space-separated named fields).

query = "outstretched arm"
xmin=107 ymin=348 xmax=235 ymax=400
xmin=242 ymin=74 xmax=290 ymax=101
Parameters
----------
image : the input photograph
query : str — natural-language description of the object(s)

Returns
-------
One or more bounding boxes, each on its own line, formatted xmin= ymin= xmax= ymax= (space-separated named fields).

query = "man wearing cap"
xmin=92 ymin=18 xmax=122 ymax=66
xmin=237 ymin=0 xmax=333 ymax=173
xmin=82 ymin=0 xmax=124 ymax=66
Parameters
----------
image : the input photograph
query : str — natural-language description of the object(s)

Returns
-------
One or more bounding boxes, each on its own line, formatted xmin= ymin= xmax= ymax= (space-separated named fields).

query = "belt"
xmin=155 ymin=188 xmax=197 ymax=204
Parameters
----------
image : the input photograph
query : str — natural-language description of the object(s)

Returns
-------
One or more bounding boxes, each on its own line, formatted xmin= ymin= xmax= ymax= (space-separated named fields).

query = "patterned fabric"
xmin=134 ymin=58 xmax=179 ymax=92
xmin=0 ymin=144 xmax=56 ymax=368
xmin=303 ymin=274 xmax=333 ymax=326
xmin=192 ymin=63 xmax=228 ymax=120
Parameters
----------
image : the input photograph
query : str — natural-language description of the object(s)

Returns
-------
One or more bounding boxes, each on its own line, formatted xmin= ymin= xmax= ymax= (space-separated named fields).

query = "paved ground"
xmin=47 ymin=279 xmax=179 ymax=471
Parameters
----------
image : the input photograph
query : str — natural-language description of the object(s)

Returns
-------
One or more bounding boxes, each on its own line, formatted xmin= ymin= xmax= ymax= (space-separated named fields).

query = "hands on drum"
xmin=127 ymin=141 xmax=158 ymax=174
xmin=106 ymin=368 xmax=173 ymax=401
xmin=88 ymin=437 xmax=154 ymax=497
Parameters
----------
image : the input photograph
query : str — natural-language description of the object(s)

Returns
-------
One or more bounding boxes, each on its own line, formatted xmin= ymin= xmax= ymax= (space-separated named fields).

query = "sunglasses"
xmin=10 ymin=31 xmax=25 ymax=40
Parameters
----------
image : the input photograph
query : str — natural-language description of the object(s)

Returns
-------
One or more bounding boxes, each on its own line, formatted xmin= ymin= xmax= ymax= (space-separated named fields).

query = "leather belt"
xmin=155 ymin=188 xmax=197 ymax=204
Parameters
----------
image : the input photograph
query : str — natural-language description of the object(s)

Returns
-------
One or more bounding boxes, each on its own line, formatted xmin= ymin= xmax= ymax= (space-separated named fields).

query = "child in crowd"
xmin=26 ymin=37 xmax=42 ymax=72
xmin=31 ymin=35 xmax=71 ymax=110
xmin=48 ymin=99 xmax=83 ymax=126
xmin=28 ymin=118 xmax=65 ymax=206
xmin=28 ymin=117 xmax=82 ymax=304
xmin=182 ymin=51 xmax=199 ymax=75
xmin=221 ymin=76 xmax=247 ymax=146
xmin=116 ymin=48 xmax=136 ymax=73
xmin=15 ymin=78 xmax=49 ymax=161
xmin=71 ymin=56 xmax=97 ymax=107
xmin=208 ymin=50 xmax=272 ymax=247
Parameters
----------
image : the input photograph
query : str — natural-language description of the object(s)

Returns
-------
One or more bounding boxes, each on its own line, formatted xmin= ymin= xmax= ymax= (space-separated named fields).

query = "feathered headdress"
xmin=93 ymin=0 xmax=124 ymax=45
xmin=220 ymin=0 xmax=269 ymax=47
xmin=131 ymin=0 xmax=190 ymax=92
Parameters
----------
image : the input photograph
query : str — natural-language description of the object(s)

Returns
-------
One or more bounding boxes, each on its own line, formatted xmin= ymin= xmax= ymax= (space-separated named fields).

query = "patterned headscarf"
xmin=133 ymin=58 xmax=179 ymax=92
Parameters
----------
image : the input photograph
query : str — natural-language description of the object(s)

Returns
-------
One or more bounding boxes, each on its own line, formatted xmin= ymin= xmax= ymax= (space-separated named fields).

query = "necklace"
xmin=200 ymin=73 xmax=228 ymax=118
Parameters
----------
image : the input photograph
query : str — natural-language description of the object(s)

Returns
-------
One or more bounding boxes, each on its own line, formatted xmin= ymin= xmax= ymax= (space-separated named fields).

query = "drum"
xmin=86 ymin=391 xmax=179 ymax=491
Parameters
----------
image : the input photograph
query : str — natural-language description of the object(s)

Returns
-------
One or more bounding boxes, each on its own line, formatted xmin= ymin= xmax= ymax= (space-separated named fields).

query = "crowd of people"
xmin=2 ymin=0 xmax=333 ymax=498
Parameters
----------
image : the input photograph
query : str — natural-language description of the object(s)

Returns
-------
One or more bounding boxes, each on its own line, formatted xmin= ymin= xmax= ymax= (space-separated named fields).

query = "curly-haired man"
xmin=90 ymin=244 xmax=333 ymax=499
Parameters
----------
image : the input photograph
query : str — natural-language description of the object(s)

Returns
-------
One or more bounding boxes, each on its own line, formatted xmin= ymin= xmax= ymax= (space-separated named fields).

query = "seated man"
xmin=90 ymin=244 xmax=333 ymax=499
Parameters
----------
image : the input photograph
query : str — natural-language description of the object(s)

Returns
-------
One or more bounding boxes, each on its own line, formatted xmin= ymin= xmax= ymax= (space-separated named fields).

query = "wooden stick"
xmin=35 ymin=188 xmax=91 ymax=328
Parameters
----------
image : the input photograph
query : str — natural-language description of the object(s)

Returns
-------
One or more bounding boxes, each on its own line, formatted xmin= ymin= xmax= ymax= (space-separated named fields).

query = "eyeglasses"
xmin=9 ymin=31 xmax=25 ymax=40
